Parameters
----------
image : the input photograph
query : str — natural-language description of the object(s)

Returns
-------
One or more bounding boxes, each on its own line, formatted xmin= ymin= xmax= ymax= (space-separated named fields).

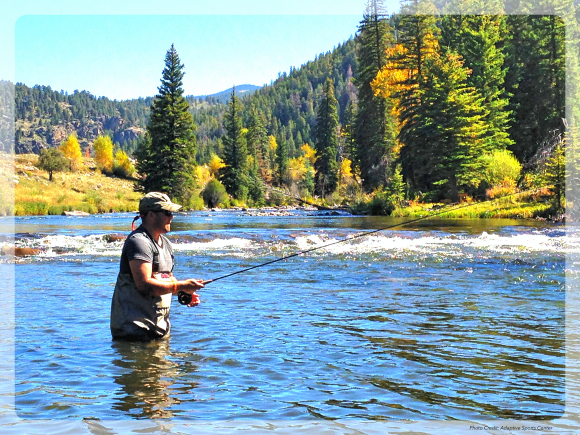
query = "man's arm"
xmin=129 ymin=259 xmax=204 ymax=299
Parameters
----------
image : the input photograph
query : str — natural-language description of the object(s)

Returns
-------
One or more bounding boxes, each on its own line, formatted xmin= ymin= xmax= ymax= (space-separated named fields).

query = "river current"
xmin=0 ymin=210 xmax=578 ymax=433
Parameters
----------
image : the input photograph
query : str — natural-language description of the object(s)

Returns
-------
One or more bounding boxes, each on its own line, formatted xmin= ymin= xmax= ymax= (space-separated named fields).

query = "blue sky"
xmin=4 ymin=0 xmax=402 ymax=101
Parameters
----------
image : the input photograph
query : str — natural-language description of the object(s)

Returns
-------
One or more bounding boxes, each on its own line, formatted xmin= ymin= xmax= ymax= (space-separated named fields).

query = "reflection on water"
xmin=111 ymin=339 xmax=200 ymax=419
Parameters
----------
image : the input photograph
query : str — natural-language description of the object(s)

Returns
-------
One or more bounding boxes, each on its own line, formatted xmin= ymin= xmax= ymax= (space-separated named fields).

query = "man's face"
xmin=150 ymin=210 xmax=173 ymax=233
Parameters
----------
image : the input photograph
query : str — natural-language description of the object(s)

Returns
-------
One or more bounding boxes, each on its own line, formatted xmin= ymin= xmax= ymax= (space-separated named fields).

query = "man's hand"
xmin=186 ymin=292 xmax=200 ymax=307
xmin=180 ymin=279 xmax=204 ymax=307
xmin=182 ymin=278 xmax=205 ymax=292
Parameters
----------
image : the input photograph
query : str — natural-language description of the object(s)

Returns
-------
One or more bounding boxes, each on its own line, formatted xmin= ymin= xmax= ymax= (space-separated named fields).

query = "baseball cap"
xmin=139 ymin=192 xmax=182 ymax=214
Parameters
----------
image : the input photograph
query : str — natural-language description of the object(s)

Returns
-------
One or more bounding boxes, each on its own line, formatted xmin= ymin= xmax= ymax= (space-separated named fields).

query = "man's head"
xmin=138 ymin=192 xmax=182 ymax=233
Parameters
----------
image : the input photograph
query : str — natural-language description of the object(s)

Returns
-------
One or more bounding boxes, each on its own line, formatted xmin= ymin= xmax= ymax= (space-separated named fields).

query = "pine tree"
xmin=314 ymin=78 xmax=339 ymax=197
xmin=341 ymin=101 xmax=357 ymax=167
xmin=504 ymin=12 xmax=565 ymax=163
xmin=440 ymin=6 xmax=513 ymax=152
xmin=222 ymin=88 xmax=249 ymax=201
xmin=388 ymin=164 xmax=405 ymax=204
xmin=375 ymin=0 xmax=439 ymax=190
xmin=246 ymin=106 xmax=269 ymax=177
xmin=246 ymin=106 xmax=268 ymax=204
xmin=247 ymin=161 xmax=265 ymax=205
xmin=420 ymin=50 xmax=488 ymax=201
xmin=276 ymin=139 xmax=289 ymax=187
xmin=137 ymin=44 xmax=197 ymax=203
xmin=354 ymin=0 xmax=398 ymax=191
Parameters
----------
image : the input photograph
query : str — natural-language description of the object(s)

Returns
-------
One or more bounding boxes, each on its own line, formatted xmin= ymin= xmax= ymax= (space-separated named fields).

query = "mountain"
xmin=14 ymin=85 xmax=152 ymax=154
xmin=192 ymin=38 xmax=358 ymax=164
xmin=12 ymin=84 xmax=260 ymax=155
xmin=190 ymin=84 xmax=262 ymax=105
xmin=12 ymin=37 xmax=358 ymax=160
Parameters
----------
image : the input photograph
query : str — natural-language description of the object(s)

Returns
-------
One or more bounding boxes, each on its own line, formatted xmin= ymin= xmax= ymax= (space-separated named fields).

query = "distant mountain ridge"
xmin=191 ymin=84 xmax=261 ymax=104
xmin=12 ymin=83 xmax=260 ymax=154
xmin=12 ymin=36 xmax=358 ymax=158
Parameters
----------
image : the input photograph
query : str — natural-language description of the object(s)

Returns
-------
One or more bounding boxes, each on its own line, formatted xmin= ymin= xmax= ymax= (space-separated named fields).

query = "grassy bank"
xmin=7 ymin=153 xmax=140 ymax=216
xmin=346 ymin=186 xmax=558 ymax=220
xmin=388 ymin=191 xmax=556 ymax=220
xmin=390 ymin=200 xmax=553 ymax=219
xmin=0 ymin=153 xmax=558 ymax=219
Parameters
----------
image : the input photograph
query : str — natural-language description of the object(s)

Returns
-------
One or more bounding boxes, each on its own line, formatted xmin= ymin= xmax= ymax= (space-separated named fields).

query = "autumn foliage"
xmin=60 ymin=134 xmax=83 ymax=171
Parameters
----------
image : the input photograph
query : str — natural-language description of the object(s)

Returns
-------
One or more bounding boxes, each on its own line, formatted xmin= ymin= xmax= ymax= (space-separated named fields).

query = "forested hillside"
xmin=8 ymin=0 xmax=577 ymax=213
xmin=14 ymin=85 xmax=152 ymax=154
xmin=193 ymin=38 xmax=358 ymax=164
xmin=12 ymin=84 xmax=259 ymax=156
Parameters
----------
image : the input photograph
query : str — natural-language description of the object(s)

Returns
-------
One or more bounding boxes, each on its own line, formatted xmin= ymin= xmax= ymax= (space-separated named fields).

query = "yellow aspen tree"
xmin=288 ymin=156 xmax=307 ymax=183
xmin=372 ymin=45 xmax=417 ymax=119
xmin=60 ymin=134 xmax=83 ymax=171
xmin=93 ymin=135 xmax=114 ymax=172
xmin=208 ymin=153 xmax=226 ymax=177
xmin=195 ymin=165 xmax=212 ymax=187
xmin=339 ymin=158 xmax=353 ymax=185
xmin=268 ymin=135 xmax=277 ymax=152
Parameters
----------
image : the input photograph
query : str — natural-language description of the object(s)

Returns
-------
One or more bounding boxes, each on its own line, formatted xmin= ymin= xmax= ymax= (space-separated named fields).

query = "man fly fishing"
xmin=110 ymin=192 xmax=205 ymax=341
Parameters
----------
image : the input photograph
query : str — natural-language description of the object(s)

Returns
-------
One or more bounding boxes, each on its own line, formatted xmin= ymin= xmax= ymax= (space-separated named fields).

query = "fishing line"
xmin=201 ymin=185 xmax=556 ymax=285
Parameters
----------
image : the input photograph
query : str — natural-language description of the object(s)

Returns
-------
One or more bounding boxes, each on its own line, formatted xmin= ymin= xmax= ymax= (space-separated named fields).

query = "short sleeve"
xmin=125 ymin=233 xmax=155 ymax=264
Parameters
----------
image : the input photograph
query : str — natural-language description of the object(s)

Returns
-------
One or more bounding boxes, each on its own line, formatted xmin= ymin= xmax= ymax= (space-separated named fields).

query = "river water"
xmin=0 ymin=210 xmax=578 ymax=433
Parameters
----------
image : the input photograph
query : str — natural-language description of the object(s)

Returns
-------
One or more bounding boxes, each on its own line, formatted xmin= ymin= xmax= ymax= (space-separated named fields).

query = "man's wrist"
xmin=170 ymin=276 xmax=178 ymax=294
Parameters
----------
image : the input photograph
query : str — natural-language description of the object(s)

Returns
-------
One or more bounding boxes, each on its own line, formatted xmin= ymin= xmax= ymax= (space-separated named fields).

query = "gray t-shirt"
xmin=120 ymin=226 xmax=174 ymax=276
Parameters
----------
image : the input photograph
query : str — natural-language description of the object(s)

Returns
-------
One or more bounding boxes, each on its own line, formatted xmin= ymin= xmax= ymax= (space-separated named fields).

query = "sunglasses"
xmin=153 ymin=210 xmax=173 ymax=217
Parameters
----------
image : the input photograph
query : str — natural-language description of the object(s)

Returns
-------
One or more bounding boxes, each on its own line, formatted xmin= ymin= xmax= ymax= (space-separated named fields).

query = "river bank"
xmin=1 ymin=153 xmax=558 ymax=220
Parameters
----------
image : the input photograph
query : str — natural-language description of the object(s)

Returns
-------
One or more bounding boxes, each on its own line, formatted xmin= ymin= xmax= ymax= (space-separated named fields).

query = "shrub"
xmin=48 ymin=205 xmax=73 ymax=215
xmin=345 ymin=179 xmax=362 ymax=200
xmin=267 ymin=189 xmax=286 ymax=206
xmin=113 ymin=150 xmax=136 ymax=178
xmin=368 ymin=189 xmax=396 ymax=215
xmin=352 ymin=188 xmax=396 ymax=215
xmin=324 ymin=191 xmax=342 ymax=207
xmin=187 ymin=194 xmax=205 ymax=210
xmin=16 ymin=201 xmax=49 ymax=216
xmin=201 ymin=178 xmax=230 ymax=208
xmin=230 ymin=198 xmax=246 ymax=208
xmin=84 ymin=191 xmax=103 ymax=208
xmin=483 ymin=149 xmax=522 ymax=187
xmin=486 ymin=178 xmax=517 ymax=202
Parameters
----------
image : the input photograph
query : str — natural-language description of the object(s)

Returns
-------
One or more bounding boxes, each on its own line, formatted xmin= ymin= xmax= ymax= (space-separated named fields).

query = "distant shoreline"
xmin=3 ymin=153 xmax=559 ymax=221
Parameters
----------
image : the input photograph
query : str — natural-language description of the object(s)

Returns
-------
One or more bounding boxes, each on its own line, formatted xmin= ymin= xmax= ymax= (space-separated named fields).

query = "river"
xmin=0 ymin=210 xmax=578 ymax=433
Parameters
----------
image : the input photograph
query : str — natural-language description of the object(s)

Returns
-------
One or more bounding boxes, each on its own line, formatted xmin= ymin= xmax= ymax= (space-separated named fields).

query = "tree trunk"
xmin=449 ymin=175 xmax=459 ymax=203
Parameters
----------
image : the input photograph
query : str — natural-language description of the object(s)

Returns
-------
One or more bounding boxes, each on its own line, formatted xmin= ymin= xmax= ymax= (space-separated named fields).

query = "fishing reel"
xmin=177 ymin=291 xmax=192 ymax=305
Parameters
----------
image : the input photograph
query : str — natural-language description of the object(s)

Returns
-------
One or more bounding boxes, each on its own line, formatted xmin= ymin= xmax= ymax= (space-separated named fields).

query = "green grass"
xmin=9 ymin=154 xmax=141 ymax=216
xmin=390 ymin=199 xmax=554 ymax=219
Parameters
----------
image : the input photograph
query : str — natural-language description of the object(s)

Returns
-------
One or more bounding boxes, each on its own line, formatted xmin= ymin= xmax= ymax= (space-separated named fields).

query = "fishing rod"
xmin=177 ymin=184 xmax=558 ymax=305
